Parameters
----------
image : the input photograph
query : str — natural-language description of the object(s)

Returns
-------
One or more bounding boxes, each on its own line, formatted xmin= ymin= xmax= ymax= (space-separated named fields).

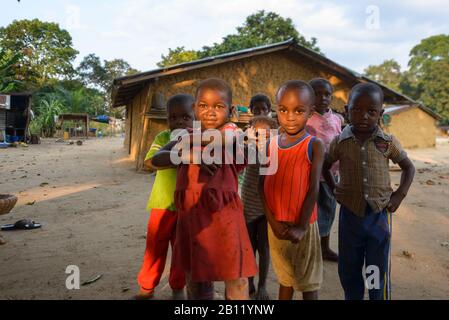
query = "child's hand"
xmin=285 ymin=225 xmax=308 ymax=243
xmin=272 ymin=222 xmax=289 ymax=240
xmin=246 ymin=126 xmax=257 ymax=143
xmin=200 ymin=163 xmax=221 ymax=176
xmin=387 ymin=191 xmax=405 ymax=213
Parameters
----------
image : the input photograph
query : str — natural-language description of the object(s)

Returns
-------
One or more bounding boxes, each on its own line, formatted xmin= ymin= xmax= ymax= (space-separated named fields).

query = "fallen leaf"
xmin=26 ymin=201 xmax=36 ymax=205
xmin=426 ymin=180 xmax=435 ymax=185
xmin=402 ymin=250 xmax=414 ymax=259
xmin=81 ymin=274 xmax=103 ymax=286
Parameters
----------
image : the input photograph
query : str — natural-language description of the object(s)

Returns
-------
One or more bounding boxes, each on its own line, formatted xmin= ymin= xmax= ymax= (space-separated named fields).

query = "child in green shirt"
xmin=135 ymin=94 xmax=194 ymax=299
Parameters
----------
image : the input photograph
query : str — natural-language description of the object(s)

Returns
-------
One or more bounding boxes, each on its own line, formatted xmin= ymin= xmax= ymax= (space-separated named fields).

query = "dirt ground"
xmin=0 ymin=137 xmax=448 ymax=300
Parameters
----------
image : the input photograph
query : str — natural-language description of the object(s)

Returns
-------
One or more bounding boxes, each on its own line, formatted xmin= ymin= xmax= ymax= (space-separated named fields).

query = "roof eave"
xmin=113 ymin=39 xmax=294 ymax=87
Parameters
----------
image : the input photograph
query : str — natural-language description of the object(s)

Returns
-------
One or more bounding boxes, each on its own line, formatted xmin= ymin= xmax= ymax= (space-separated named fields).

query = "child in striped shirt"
xmin=242 ymin=113 xmax=278 ymax=300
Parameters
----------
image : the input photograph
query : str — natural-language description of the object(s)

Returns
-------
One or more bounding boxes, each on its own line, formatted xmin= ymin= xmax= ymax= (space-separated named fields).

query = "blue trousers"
xmin=338 ymin=205 xmax=392 ymax=300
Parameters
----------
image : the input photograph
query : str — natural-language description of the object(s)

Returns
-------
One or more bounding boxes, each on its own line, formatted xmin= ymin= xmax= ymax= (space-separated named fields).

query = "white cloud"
xmin=2 ymin=0 xmax=447 ymax=74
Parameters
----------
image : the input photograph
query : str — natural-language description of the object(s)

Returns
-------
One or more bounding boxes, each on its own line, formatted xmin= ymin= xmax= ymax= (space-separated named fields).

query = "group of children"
xmin=134 ymin=77 xmax=415 ymax=300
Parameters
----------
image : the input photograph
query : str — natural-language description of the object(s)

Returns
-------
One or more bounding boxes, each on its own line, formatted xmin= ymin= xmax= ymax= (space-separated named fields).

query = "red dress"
xmin=173 ymin=123 xmax=258 ymax=282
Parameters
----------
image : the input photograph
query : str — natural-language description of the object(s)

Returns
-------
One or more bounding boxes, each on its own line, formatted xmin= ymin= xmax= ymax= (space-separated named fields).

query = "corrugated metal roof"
xmin=111 ymin=39 xmax=417 ymax=109
xmin=385 ymin=104 xmax=441 ymax=120
xmin=384 ymin=105 xmax=412 ymax=114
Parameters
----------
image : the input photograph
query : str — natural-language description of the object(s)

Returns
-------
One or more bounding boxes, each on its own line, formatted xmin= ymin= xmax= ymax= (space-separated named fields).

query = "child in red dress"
xmin=155 ymin=78 xmax=257 ymax=300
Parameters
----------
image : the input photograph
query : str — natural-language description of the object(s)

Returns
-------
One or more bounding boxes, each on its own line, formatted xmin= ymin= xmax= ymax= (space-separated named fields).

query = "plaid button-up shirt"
xmin=327 ymin=125 xmax=407 ymax=217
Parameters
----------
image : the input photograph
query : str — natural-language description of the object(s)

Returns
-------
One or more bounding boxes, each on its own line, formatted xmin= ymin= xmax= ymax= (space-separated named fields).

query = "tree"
xmin=76 ymin=54 xmax=107 ymax=91
xmin=202 ymin=10 xmax=320 ymax=57
xmin=104 ymin=59 xmax=139 ymax=86
xmin=157 ymin=10 xmax=321 ymax=67
xmin=157 ymin=47 xmax=199 ymax=68
xmin=0 ymin=48 xmax=22 ymax=92
xmin=408 ymin=34 xmax=449 ymax=77
xmin=57 ymin=86 xmax=106 ymax=116
xmin=362 ymin=35 xmax=449 ymax=123
xmin=0 ymin=19 xmax=78 ymax=88
xmin=408 ymin=34 xmax=449 ymax=123
xmin=78 ymin=54 xmax=139 ymax=92
xmin=364 ymin=59 xmax=402 ymax=92
xmin=77 ymin=54 xmax=138 ymax=112
xmin=32 ymin=80 xmax=106 ymax=117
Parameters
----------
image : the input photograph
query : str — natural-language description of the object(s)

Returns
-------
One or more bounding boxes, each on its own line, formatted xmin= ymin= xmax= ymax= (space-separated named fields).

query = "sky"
xmin=1 ymin=0 xmax=448 ymax=74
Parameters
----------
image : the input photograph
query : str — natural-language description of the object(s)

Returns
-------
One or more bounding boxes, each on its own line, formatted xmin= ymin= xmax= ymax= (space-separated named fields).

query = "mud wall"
xmin=126 ymin=51 xmax=364 ymax=170
xmin=384 ymin=107 xmax=436 ymax=149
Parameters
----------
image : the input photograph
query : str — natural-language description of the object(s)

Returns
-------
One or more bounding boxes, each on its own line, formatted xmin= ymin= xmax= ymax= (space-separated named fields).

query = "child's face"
xmin=313 ymin=83 xmax=333 ymax=114
xmin=346 ymin=91 xmax=384 ymax=134
xmin=253 ymin=122 xmax=272 ymax=140
xmin=277 ymin=88 xmax=313 ymax=136
xmin=194 ymin=88 xmax=232 ymax=130
xmin=167 ymin=102 xmax=194 ymax=131
xmin=251 ymin=101 xmax=270 ymax=116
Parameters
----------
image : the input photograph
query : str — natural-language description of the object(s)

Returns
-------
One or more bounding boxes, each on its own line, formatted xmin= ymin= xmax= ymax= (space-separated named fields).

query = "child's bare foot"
xmin=321 ymin=236 xmax=338 ymax=262
xmin=132 ymin=288 xmax=154 ymax=300
xmin=255 ymin=287 xmax=270 ymax=300
xmin=172 ymin=289 xmax=186 ymax=300
xmin=322 ymin=248 xmax=339 ymax=262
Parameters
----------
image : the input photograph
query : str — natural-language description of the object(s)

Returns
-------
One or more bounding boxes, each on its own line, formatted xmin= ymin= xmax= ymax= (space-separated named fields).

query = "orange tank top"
xmin=263 ymin=133 xmax=317 ymax=224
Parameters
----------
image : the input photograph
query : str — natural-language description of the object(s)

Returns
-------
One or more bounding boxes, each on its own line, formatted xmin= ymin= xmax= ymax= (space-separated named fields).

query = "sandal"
xmin=1 ymin=219 xmax=42 ymax=231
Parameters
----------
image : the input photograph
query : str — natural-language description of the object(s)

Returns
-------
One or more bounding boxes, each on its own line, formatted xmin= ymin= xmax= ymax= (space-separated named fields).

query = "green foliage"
xmin=77 ymin=54 xmax=139 ymax=111
xmin=408 ymin=34 xmax=449 ymax=76
xmin=0 ymin=19 xmax=138 ymax=120
xmin=408 ymin=34 xmax=449 ymax=123
xmin=28 ymin=118 xmax=42 ymax=135
xmin=0 ymin=19 xmax=78 ymax=88
xmin=364 ymin=59 xmax=402 ymax=92
xmin=77 ymin=54 xmax=107 ymax=90
xmin=32 ymin=94 xmax=65 ymax=137
xmin=157 ymin=10 xmax=321 ymax=67
xmin=157 ymin=47 xmax=199 ymax=68
xmin=201 ymin=10 xmax=320 ymax=57
xmin=32 ymin=81 xmax=106 ymax=117
xmin=415 ymin=58 xmax=449 ymax=124
xmin=363 ymin=34 xmax=449 ymax=124
xmin=77 ymin=54 xmax=139 ymax=93
xmin=0 ymin=48 xmax=22 ymax=92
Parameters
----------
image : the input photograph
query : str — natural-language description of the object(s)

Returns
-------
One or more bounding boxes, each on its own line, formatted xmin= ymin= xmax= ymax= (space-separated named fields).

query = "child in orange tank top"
xmin=259 ymin=80 xmax=325 ymax=300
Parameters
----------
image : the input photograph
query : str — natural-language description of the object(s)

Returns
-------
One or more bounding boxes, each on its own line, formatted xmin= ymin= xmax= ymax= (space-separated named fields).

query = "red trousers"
xmin=137 ymin=208 xmax=185 ymax=291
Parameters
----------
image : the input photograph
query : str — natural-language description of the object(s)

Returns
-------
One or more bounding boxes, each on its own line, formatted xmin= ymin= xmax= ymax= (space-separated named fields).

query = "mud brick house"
xmin=111 ymin=39 xmax=440 ymax=170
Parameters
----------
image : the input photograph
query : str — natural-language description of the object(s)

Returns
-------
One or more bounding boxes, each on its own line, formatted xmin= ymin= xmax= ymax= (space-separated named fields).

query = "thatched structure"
xmin=112 ymin=39 xmax=439 ymax=170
